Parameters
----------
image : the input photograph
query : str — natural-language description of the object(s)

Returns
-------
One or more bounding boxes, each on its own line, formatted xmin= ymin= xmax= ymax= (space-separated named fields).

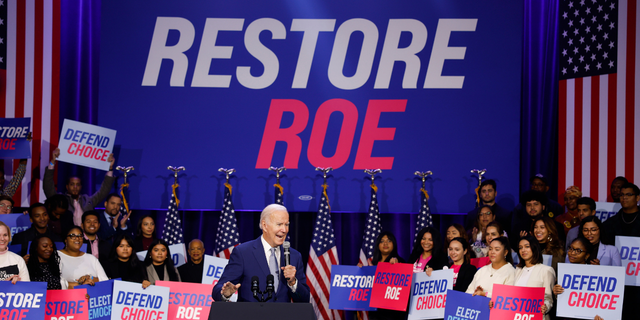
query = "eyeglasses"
xmin=67 ymin=234 xmax=83 ymax=239
xmin=621 ymin=193 xmax=638 ymax=198
xmin=0 ymin=203 xmax=12 ymax=210
xmin=379 ymin=239 xmax=392 ymax=244
xmin=568 ymin=247 xmax=585 ymax=254
xmin=478 ymin=211 xmax=494 ymax=217
xmin=582 ymin=227 xmax=599 ymax=234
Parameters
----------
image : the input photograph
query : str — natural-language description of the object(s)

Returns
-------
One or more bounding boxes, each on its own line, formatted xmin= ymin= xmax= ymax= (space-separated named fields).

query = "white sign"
xmin=57 ymin=119 xmax=117 ymax=170
xmin=201 ymin=254 xmax=237 ymax=302
xmin=556 ymin=263 xmax=625 ymax=320
xmin=615 ymin=236 xmax=640 ymax=287
xmin=408 ymin=269 xmax=453 ymax=320
xmin=595 ymin=202 xmax=622 ymax=223
xmin=111 ymin=280 xmax=169 ymax=320
xmin=136 ymin=243 xmax=188 ymax=268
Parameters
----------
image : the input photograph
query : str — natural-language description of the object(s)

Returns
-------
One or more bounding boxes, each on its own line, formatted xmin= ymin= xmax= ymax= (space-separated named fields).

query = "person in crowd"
xmin=45 ymin=194 xmax=73 ymax=238
xmin=144 ymin=239 xmax=181 ymax=284
xmin=472 ymin=221 xmax=505 ymax=258
xmin=81 ymin=211 xmax=112 ymax=264
xmin=555 ymin=186 xmax=582 ymax=233
xmin=512 ymin=190 xmax=565 ymax=250
xmin=531 ymin=216 xmax=564 ymax=271
xmin=213 ymin=204 xmax=310 ymax=303
xmin=0 ymin=195 xmax=14 ymax=214
xmin=609 ymin=176 xmax=628 ymax=203
xmin=366 ymin=232 xmax=407 ymax=320
xmin=515 ymin=235 xmax=555 ymax=320
xmin=466 ymin=237 xmax=515 ymax=298
xmin=0 ymin=159 xmax=27 ymax=197
xmin=565 ymin=197 xmax=596 ymax=252
xmin=603 ymin=182 xmax=640 ymax=242
xmin=410 ymin=227 xmax=448 ymax=273
xmin=134 ymin=215 xmax=157 ymax=252
xmin=469 ymin=206 xmax=495 ymax=257
xmin=43 ymin=148 xmax=116 ymax=226
xmin=179 ymin=239 xmax=206 ymax=283
xmin=97 ymin=194 xmax=132 ymax=241
xmin=445 ymin=224 xmax=467 ymax=247
xmin=58 ymin=226 xmax=108 ymax=287
xmin=465 ymin=180 xmax=512 ymax=231
xmin=12 ymin=202 xmax=62 ymax=257
xmin=577 ymin=216 xmax=621 ymax=266
xmin=447 ymin=237 xmax=476 ymax=292
xmin=26 ymin=234 xmax=67 ymax=289
xmin=104 ymin=234 xmax=149 ymax=286
xmin=0 ymin=221 xmax=30 ymax=283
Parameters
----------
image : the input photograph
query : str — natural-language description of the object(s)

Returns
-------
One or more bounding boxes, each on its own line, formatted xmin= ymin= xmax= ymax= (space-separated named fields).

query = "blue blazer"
xmin=96 ymin=210 xmax=131 ymax=242
xmin=212 ymin=237 xmax=310 ymax=303
xmin=564 ymin=242 xmax=622 ymax=266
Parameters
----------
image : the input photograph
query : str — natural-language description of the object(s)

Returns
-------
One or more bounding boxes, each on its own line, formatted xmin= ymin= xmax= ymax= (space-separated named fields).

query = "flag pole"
xmin=414 ymin=170 xmax=434 ymax=243
xmin=164 ymin=166 xmax=186 ymax=246
xmin=470 ymin=168 xmax=487 ymax=207
xmin=116 ymin=166 xmax=134 ymax=213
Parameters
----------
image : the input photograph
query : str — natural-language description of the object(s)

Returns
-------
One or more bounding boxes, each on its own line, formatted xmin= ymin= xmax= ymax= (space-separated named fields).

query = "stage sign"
xmin=57 ymin=119 xmax=117 ymax=171
xmin=329 ymin=265 xmax=377 ymax=311
xmin=76 ymin=279 xmax=118 ymax=320
xmin=156 ymin=280 xmax=214 ymax=320
xmin=370 ymin=262 xmax=413 ymax=311
xmin=443 ymin=289 xmax=489 ymax=320
xmin=46 ymin=288 xmax=89 ymax=320
xmin=408 ymin=269 xmax=452 ymax=320
xmin=99 ymin=0 xmax=523 ymax=212
xmin=616 ymin=236 xmax=640 ymax=287
xmin=0 ymin=118 xmax=31 ymax=159
xmin=111 ymin=280 xmax=170 ymax=320
xmin=490 ymin=284 xmax=544 ymax=320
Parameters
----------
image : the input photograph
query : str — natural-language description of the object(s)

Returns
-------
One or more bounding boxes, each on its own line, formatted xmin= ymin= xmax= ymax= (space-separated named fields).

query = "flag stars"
xmin=596 ymin=62 xmax=602 ymax=69
xmin=608 ymin=41 xmax=614 ymax=49
xmin=609 ymin=2 xmax=615 ymax=10
xmin=608 ymin=22 xmax=614 ymax=29
xmin=563 ymin=12 xmax=569 ymax=18
xmin=579 ymin=18 xmax=585 ymax=25
xmin=608 ymin=60 xmax=614 ymax=68
xmin=603 ymin=13 xmax=609 ymax=21
xmin=597 ymin=5 xmax=603 ymax=12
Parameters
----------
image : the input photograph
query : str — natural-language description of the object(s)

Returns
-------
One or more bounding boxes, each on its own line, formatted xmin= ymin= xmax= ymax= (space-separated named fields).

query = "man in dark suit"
xmin=212 ymin=204 xmax=310 ymax=303
xmin=12 ymin=202 xmax=63 ymax=257
xmin=96 ymin=194 xmax=131 ymax=241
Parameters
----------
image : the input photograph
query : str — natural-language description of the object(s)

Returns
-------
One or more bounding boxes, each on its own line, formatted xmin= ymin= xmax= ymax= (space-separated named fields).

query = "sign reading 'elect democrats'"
xmin=443 ymin=289 xmax=489 ymax=320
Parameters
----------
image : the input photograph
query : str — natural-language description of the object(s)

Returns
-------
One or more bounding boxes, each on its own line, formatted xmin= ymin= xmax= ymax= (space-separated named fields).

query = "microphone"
xmin=283 ymin=241 xmax=291 ymax=281
xmin=251 ymin=276 xmax=260 ymax=301
xmin=266 ymin=274 xmax=275 ymax=301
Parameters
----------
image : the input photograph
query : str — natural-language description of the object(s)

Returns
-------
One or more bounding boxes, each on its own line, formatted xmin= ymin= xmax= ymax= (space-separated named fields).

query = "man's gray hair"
xmin=259 ymin=204 xmax=288 ymax=230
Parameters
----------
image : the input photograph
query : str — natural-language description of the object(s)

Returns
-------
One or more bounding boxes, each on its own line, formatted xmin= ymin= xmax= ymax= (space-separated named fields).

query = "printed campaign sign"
xmin=443 ymin=289 xmax=490 ymax=320
xmin=328 ymin=265 xmax=376 ymax=311
xmin=490 ymin=284 xmax=544 ymax=320
xmin=408 ymin=269 xmax=453 ymax=320
xmin=556 ymin=263 xmax=625 ymax=319
xmin=136 ymin=243 xmax=187 ymax=268
xmin=201 ymin=255 xmax=237 ymax=302
xmin=111 ymin=280 xmax=169 ymax=320
xmin=76 ymin=279 xmax=117 ymax=320
xmin=370 ymin=262 xmax=413 ymax=311
xmin=45 ymin=288 xmax=89 ymax=320
xmin=470 ymin=257 xmax=490 ymax=269
xmin=57 ymin=119 xmax=116 ymax=171
xmin=0 ymin=281 xmax=47 ymax=319
xmin=0 ymin=117 xmax=31 ymax=159
xmin=616 ymin=235 xmax=640 ymax=287
xmin=1 ymin=214 xmax=31 ymax=238
xmin=595 ymin=202 xmax=621 ymax=223
xmin=156 ymin=281 xmax=214 ymax=320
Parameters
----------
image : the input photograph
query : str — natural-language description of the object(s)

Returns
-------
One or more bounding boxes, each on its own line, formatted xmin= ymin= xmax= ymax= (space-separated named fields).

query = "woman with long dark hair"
xmin=27 ymin=234 xmax=67 ymax=289
xmin=466 ymin=237 xmax=515 ymax=298
xmin=105 ymin=234 xmax=150 ymax=286
xmin=134 ymin=215 xmax=157 ymax=252
xmin=531 ymin=216 xmax=565 ymax=271
xmin=577 ymin=216 xmax=621 ymax=266
xmin=515 ymin=236 xmax=555 ymax=320
xmin=144 ymin=239 xmax=181 ymax=284
xmin=58 ymin=226 xmax=108 ymax=287
xmin=371 ymin=231 xmax=405 ymax=265
xmin=447 ymin=237 xmax=476 ymax=292
xmin=409 ymin=227 xmax=448 ymax=273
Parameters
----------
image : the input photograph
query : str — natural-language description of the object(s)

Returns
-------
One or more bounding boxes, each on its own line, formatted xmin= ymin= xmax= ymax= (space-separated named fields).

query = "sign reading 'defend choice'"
xmin=76 ymin=279 xmax=117 ymax=320
xmin=595 ymin=202 xmax=621 ymax=223
xmin=156 ymin=281 xmax=214 ymax=320
xmin=111 ymin=280 xmax=169 ymax=320
xmin=616 ymin=235 xmax=640 ymax=286
xmin=408 ymin=269 xmax=453 ymax=320
xmin=137 ymin=243 xmax=187 ymax=268
xmin=201 ymin=255 xmax=237 ymax=302
xmin=489 ymin=284 xmax=544 ymax=320
xmin=328 ymin=265 xmax=376 ymax=311
xmin=369 ymin=262 xmax=413 ymax=311
xmin=46 ymin=288 xmax=88 ymax=320
xmin=443 ymin=289 xmax=490 ymax=320
xmin=0 ymin=281 xmax=47 ymax=319
xmin=57 ymin=119 xmax=116 ymax=171
xmin=0 ymin=117 xmax=31 ymax=159
xmin=556 ymin=263 xmax=625 ymax=320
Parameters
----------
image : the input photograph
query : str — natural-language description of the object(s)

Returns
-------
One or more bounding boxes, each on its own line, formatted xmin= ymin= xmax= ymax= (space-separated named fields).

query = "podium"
xmin=208 ymin=302 xmax=317 ymax=320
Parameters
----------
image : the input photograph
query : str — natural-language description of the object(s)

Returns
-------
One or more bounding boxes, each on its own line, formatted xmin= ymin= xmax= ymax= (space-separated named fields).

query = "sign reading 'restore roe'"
xmin=57 ymin=119 xmax=117 ymax=171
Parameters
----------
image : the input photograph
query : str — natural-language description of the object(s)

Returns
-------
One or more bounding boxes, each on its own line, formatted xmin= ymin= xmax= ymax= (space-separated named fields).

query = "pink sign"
xmin=369 ymin=262 xmax=413 ymax=311
xmin=490 ymin=284 xmax=544 ymax=320
xmin=45 ymin=289 xmax=89 ymax=320
xmin=470 ymin=257 xmax=491 ymax=269
xmin=156 ymin=281 xmax=214 ymax=320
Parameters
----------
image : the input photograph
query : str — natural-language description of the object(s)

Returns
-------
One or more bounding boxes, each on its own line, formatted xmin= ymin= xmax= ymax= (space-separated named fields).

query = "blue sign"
xmin=329 ymin=265 xmax=377 ymax=311
xmin=99 ymin=0 xmax=523 ymax=213
xmin=76 ymin=279 xmax=118 ymax=320
xmin=0 ymin=281 xmax=47 ymax=320
xmin=0 ymin=214 xmax=31 ymax=239
xmin=0 ymin=118 xmax=31 ymax=159
xmin=443 ymin=289 xmax=490 ymax=320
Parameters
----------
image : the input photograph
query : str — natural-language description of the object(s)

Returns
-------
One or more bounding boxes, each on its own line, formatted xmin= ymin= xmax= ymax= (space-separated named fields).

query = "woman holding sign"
xmin=26 ymin=234 xmax=67 ymax=289
xmin=105 ymin=234 xmax=150 ymax=286
xmin=578 ymin=216 xmax=621 ymax=266
xmin=143 ymin=239 xmax=181 ymax=284
xmin=465 ymin=237 xmax=515 ymax=298
xmin=447 ymin=237 xmax=477 ymax=292
xmin=58 ymin=226 xmax=108 ymax=287
xmin=0 ymin=221 xmax=30 ymax=283
xmin=409 ymin=227 xmax=448 ymax=273
xmin=515 ymin=235 xmax=555 ymax=320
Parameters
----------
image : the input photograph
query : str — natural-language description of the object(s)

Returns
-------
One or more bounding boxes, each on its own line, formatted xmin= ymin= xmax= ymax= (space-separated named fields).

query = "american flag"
xmin=274 ymin=182 xmax=291 ymax=241
xmin=414 ymin=188 xmax=433 ymax=243
xmin=558 ymin=0 xmax=640 ymax=201
xmin=162 ymin=184 xmax=184 ymax=245
xmin=358 ymin=184 xmax=381 ymax=267
xmin=1 ymin=0 xmax=60 ymax=206
xmin=215 ymin=183 xmax=240 ymax=259
xmin=306 ymin=184 xmax=342 ymax=320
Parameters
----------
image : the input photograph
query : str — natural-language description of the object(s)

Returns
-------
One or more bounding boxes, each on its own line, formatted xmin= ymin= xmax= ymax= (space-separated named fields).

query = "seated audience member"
xmin=26 ymin=234 xmax=67 ymax=289
xmin=81 ymin=211 xmax=112 ymax=264
xmin=531 ymin=216 xmax=564 ymax=272
xmin=12 ymin=202 xmax=62 ymax=257
xmin=134 ymin=215 xmax=157 ymax=252
xmin=465 ymin=180 xmax=512 ymax=231
xmin=144 ymin=239 xmax=181 ymax=284
xmin=0 ymin=159 xmax=27 ymax=197
xmin=515 ymin=236 xmax=555 ymax=320
xmin=565 ymin=197 xmax=596 ymax=252
xmin=58 ymin=226 xmax=108 ymax=287
xmin=44 ymin=148 xmax=116 ymax=226
xmin=178 ymin=239 xmax=206 ymax=283
xmin=469 ymin=206 xmax=495 ymax=256
xmin=555 ymin=186 xmax=582 ymax=233
xmin=104 ymin=234 xmax=149 ymax=286
xmin=97 ymin=194 xmax=132 ymax=241
xmin=511 ymin=190 xmax=565 ymax=250
xmin=0 ymin=195 xmax=14 ymax=214
xmin=578 ymin=216 xmax=621 ymax=266
xmin=447 ymin=237 xmax=476 ymax=292
xmin=409 ymin=227 xmax=448 ymax=273
xmin=472 ymin=221 xmax=505 ymax=258
xmin=0 ymin=221 xmax=30 ymax=283
xmin=609 ymin=176 xmax=628 ymax=203
xmin=45 ymin=194 xmax=73 ymax=238
xmin=466 ymin=237 xmax=515 ymax=298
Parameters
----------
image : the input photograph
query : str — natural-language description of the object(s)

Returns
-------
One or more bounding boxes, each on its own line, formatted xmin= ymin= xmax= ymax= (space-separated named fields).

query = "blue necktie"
xmin=269 ymin=247 xmax=279 ymax=292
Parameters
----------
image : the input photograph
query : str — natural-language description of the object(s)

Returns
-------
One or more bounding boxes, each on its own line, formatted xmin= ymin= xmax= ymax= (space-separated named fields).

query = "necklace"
xmin=621 ymin=211 xmax=639 ymax=225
